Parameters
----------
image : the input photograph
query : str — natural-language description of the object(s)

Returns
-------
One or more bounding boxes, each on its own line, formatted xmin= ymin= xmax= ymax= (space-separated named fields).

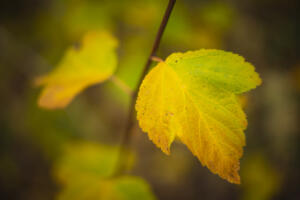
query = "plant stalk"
xmin=115 ymin=0 xmax=176 ymax=175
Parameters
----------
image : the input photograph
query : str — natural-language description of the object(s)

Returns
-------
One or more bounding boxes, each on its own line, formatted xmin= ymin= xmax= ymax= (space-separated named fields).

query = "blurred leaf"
xmin=54 ymin=142 xmax=155 ymax=200
xmin=241 ymin=153 xmax=281 ymax=200
xmin=36 ymin=31 xmax=118 ymax=109
xmin=111 ymin=176 xmax=156 ymax=200
xmin=57 ymin=176 xmax=156 ymax=200
xmin=54 ymin=142 xmax=121 ymax=183
xmin=136 ymin=49 xmax=261 ymax=184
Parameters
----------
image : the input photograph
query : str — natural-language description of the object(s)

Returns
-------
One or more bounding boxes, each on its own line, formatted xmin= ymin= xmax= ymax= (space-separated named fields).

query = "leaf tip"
xmin=223 ymin=162 xmax=242 ymax=184
xmin=228 ymin=173 xmax=241 ymax=184
xmin=161 ymin=146 xmax=171 ymax=155
xmin=147 ymin=133 xmax=172 ymax=156
xmin=257 ymin=75 xmax=263 ymax=86
xmin=37 ymin=86 xmax=74 ymax=109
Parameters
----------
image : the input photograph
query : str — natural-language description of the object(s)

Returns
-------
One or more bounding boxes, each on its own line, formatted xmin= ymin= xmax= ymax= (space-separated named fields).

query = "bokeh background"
xmin=0 ymin=0 xmax=300 ymax=199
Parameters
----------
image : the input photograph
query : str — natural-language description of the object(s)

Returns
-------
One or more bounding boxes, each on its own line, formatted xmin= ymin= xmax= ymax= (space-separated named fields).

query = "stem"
xmin=114 ymin=0 xmax=176 ymax=175
xmin=110 ymin=75 xmax=133 ymax=96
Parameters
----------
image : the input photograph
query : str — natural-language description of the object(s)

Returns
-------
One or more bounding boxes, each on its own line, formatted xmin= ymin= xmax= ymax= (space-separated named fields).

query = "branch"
xmin=114 ymin=0 xmax=176 ymax=175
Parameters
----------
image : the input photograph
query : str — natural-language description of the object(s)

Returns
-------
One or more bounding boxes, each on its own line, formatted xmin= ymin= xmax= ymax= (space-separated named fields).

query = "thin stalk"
xmin=114 ymin=0 xmax=176 ymax=175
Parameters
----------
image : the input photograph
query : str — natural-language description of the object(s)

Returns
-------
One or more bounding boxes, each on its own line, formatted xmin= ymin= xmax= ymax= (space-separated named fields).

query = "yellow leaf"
xmin=135 ymin=49 xmax=261 ymax=184
xmin=238 ymin=95 xmax=249 ymax=109
xmin=37 ymin=30 xmax=118 ymax=109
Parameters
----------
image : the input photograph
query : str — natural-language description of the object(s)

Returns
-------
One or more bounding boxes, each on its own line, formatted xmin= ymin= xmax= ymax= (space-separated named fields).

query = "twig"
xmin=151 ymin=56 xmax=164 ymax=62
xmin=110 ymin=75 xmax=133 ymax=96
xmin=114 ymin=0 xmax=176 ymax=175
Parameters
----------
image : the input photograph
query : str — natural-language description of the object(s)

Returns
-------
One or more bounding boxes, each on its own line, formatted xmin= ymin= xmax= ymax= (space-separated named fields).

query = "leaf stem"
xmin=114 ymin=0 xmax=176 ymax=175
xmin=110 ymin=75 xmax=133 ymax=96
xmin=151 ymin=56 xmax=164 ymax=62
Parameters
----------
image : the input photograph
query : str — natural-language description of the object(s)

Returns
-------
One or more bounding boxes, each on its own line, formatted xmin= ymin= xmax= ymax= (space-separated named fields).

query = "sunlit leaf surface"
xmin=136 ymin=49 xmax=261 ymax=184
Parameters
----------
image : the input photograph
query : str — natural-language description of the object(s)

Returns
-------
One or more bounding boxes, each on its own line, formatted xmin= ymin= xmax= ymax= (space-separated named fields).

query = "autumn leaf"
xmin=56 ymin=176 xmax=156 ymax=200
xmin=54 ymin=142 xmax=156 ymax=200
xmin=54 ymin=142 xmax=123 ymax=183
xmin=135 ymin=49 xmax=262 ymax=184
xmin=36 ymin=30 xmax=118 ymax=109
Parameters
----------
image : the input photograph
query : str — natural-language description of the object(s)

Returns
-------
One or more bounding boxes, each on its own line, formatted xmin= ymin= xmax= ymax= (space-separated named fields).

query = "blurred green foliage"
xmin=54 ymin=142 xmax=154 ymax=200
xmin=0 ymin=0 xmax=299 ymax=199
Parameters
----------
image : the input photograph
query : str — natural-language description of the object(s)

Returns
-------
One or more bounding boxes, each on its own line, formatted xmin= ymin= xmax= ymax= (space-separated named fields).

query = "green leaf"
xmin=136 ymin=49 xmax=261 ymax=184
xmin=54 ymin=142 xmax=156 ymax=200
xmin=54 ymin=142 xmax=121 ymax=183
xmin=56 ymin=176 xmax=156 ymax=200
xmin=110 ymin=176 xmax=156 ymax=200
